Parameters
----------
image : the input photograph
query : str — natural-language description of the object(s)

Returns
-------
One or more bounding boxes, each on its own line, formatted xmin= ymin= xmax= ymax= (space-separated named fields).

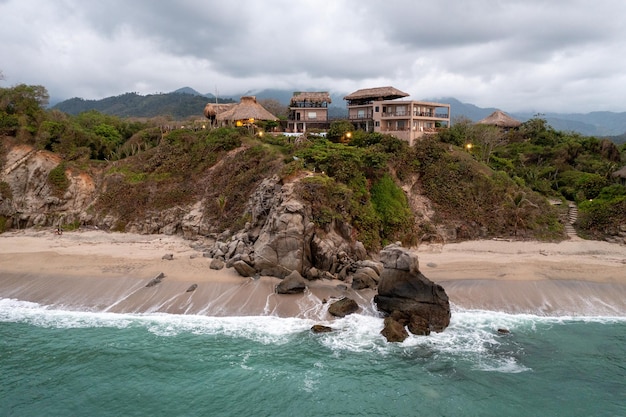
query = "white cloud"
xmin=1 ymin=0 xmax=625 ymax=113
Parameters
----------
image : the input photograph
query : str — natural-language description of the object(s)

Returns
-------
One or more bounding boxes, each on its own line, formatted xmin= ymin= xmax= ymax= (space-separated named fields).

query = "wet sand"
xmin=1 ymin=230 xmax=625 ymax=317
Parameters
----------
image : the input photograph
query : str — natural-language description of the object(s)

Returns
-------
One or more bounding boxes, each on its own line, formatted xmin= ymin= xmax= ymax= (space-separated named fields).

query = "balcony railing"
xmin=381 ymin=111 xmax=450 ymax=119
xmin=349 ymin=112 xmax=373 ymax=120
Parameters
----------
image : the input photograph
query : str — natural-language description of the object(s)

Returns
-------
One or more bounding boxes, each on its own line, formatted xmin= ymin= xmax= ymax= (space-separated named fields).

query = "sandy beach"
xmin=1 ymin=229 xmax=625 ymax=317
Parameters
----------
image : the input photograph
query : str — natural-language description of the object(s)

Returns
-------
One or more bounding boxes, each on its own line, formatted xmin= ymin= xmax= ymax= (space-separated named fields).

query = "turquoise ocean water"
xmin=1 ymin=298 xmax=625 ymax=417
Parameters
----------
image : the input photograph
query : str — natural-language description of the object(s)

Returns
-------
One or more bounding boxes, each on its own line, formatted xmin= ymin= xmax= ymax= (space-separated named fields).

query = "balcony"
xmin=412 ymin=111 xmax=449 ymax=119
xmin=380 ymin=111 xmax=449 ymax=119
xmin=348 ymin=112 xmax=373 ymax=120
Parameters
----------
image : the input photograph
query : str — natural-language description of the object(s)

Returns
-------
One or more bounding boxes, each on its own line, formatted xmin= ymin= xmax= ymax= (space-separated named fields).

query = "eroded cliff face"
xmin=0 ymin=144 xmax=97 ymax=229
xmin=0 ymin=143 xmax=370 ymax=281
xmin=0 ymin=143 xmax=219 ymax=235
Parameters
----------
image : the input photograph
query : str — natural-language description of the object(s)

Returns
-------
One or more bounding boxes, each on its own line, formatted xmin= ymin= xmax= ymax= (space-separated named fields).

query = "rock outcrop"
xmin=374 ymin=243 xmax=451 ymax=340
xmin=327 ymin=297 xmax=359 ymax=317
xmin=0 ymin=145 xmax=97 ymax=229
xmin=380 ymin=317 xmax=409 ymax=342
xmin=145 ymin=272 xmax=165 ymax=287
xmin=206 ymin=175 xmax=370 ymax=281
xmin=275 ymin=270 xmax=307 ymax=294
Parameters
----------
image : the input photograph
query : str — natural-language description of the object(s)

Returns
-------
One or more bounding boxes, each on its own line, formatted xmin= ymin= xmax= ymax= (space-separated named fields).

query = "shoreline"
xmin=1 ymin=229 xmax=625 ymax=317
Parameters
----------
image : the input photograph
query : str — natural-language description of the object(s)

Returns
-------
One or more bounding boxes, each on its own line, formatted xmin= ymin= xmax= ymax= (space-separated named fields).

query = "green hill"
xmin=53 ymin=92 xmax=234 ymax=119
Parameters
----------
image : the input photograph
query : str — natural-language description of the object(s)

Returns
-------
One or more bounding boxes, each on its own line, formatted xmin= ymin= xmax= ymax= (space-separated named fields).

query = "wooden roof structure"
xmin=216 ymin=96 xmax=278 ymax=122
xmin=477 ymin=110 xmax=522 ymax=128
xmin=204 ymin=103 xmax=235 ymax=118
xmin=290 ymin=91 xmax=332 ymax=106
xmin=344 ymin=86 xmax=409 ymax=102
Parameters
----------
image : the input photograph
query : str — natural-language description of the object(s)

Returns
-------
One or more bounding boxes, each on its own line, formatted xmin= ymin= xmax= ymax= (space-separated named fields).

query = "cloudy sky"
xmin=1 ymin=0 xmax=625 ymax=113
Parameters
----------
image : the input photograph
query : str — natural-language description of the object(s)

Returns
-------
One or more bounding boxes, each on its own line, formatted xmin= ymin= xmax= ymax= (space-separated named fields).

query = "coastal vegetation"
xmin=1 ymin=83 xmax=625 ymax=247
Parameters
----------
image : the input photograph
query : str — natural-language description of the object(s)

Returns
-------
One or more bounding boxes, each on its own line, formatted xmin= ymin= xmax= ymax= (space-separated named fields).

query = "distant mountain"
xmin=53 ymin=91 xmax=233 ymax=119
xmin=172 ymin=86 xmax=214 ymax=98
xmin=427 ymin=97 xmax=500 ymax=122
xmin=429 ymin=97 xmax=626 ymax=137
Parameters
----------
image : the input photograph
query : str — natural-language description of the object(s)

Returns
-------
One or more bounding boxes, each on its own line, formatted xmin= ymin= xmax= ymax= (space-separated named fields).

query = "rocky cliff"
xmin=0 ymin=143 xmax=369 ymax=281
xmin=0 ymin=144 xmax=97 ymax=229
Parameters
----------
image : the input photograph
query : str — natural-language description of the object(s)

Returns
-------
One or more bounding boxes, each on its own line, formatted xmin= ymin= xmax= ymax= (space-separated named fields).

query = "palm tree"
xmin=216 ymin=194 xmax=227 ymax=218
xmin=506 ymin=191 xmax=538 ymax=236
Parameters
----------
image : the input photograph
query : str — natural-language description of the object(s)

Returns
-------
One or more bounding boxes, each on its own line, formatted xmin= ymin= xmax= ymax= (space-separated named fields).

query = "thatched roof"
xmin=290 ymin=91 xmax=331 ymax=105
xmin=477 ymin=110 xmax=521 ymax=128
xmin=343 ymin=86 xmax=409 ymax=101
xmin=612 ymin=165 xmax=626 ymax=179
xmin=204 ymin=103 xmax=235 ymax=118
xmin=216 ymin=96 xmax=278 ymax=121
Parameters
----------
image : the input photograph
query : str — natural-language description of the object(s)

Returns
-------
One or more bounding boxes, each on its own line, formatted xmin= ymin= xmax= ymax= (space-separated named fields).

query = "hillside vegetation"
xmin=53 ymin=92 xmax=235 ymax=119
xmin=2 ymin=84 xmax=625 ymax=246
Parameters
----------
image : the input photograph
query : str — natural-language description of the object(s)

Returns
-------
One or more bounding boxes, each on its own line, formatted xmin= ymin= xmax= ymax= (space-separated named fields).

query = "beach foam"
xmin=4 ymin=297 xmax=623 ymax=375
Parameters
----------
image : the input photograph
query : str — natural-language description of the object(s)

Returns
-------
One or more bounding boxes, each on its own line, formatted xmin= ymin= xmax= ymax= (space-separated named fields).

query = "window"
xmin=357 ymin=109 xmax=366 ymax=118
xmin=375 ymin=106 xmax=379 ymax=112
xmin=307 ymin=112 xmax=317 ymax=119
xmin=375 ymin=121 xmax=380 ymax=127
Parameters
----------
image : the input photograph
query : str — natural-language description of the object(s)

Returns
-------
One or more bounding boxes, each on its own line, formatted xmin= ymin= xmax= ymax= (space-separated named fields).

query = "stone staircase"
xmin=564 ymin=201 xmax=579 ymax=239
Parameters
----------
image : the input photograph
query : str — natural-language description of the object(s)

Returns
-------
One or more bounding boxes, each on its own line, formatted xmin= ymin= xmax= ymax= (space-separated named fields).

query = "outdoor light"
xmin=465 ymin=143 xmax=473 ymax=151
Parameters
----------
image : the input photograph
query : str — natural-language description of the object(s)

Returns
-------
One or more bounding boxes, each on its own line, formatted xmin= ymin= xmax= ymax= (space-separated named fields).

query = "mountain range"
xmin=52 ymin=87 xmax=626 ymax=139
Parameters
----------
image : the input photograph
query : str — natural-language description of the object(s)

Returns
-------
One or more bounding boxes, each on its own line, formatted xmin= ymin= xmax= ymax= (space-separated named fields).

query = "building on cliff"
xmin=344 ymin=86 xmax=451 ymax=145
xmin=215 ymin=96 xmax=278 ymax=127
xmin=286 ymin=91 xmax=332 ymax=133
xmin=477 ymin=110 xmax=522 ymax=131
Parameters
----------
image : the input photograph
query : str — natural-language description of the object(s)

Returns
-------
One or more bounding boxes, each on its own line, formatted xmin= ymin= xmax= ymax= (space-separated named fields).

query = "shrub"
xmin=0 ymin=181 xmax=12 ymax=200
xmin=370 ymin=174 xmax=415 ymax=244
xmin=47 ymin=163 xmax=69 ymax=195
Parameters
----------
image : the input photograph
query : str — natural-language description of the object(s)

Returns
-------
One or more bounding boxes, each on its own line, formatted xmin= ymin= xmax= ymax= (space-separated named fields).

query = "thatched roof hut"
xmin=216 ymin=96 xmax=278 ymax=122
xmin=204 ymin=103 xmax=235 ymax=119
xmin=477 ymin=110 xmax=522 ymax=128
xmin=344 ymin=86 xmax=409 ymax=103
xmin=290 ymin=92 xmax=332 ymax=106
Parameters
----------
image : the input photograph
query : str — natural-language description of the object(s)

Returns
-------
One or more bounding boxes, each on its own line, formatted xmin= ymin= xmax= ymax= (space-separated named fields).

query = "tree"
xmin=437 ymin=116 xmax=474 ymax=146
xmin=505 ymin=191 xmax=538 ymax=236
xmin=473 ymin=124 xmax=506 ymax=163
xmin=327 ymin=120 xmax=355 ymax=143
xmin=0 ymin=84 xmax=49 ymax=140
xmin=258 ymin=98 xmax=287 ymax=119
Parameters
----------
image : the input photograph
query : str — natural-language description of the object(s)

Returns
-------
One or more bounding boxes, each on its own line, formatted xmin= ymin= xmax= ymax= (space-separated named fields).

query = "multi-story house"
xmin=344 ymin=86 xmax=450 ymax=145
xmin=287 ymin=91 xmax=332 ymax=133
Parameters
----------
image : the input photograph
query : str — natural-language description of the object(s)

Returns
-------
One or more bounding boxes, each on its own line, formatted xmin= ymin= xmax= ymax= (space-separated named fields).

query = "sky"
xmin=1 ymin=0 xmax=625 ymax=113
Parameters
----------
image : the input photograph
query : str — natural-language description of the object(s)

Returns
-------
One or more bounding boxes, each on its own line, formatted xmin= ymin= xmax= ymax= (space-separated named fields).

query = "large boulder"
xmin=327 ymin=297 xmax=359 ymax=317
xmin=350 ymin=266 xmax=379 ymax=290
xmin=374 ymin=243 xmax=451 ymax=336
xmin=252 ymin=190 xmax=314 ymax=278
xmin=232 ymin=260 xmax=256 ymax=277
xmin=276 ymin=270 xmax=307 ymax=294
xmin=380 ymin=317 xmax=409 ymax=342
